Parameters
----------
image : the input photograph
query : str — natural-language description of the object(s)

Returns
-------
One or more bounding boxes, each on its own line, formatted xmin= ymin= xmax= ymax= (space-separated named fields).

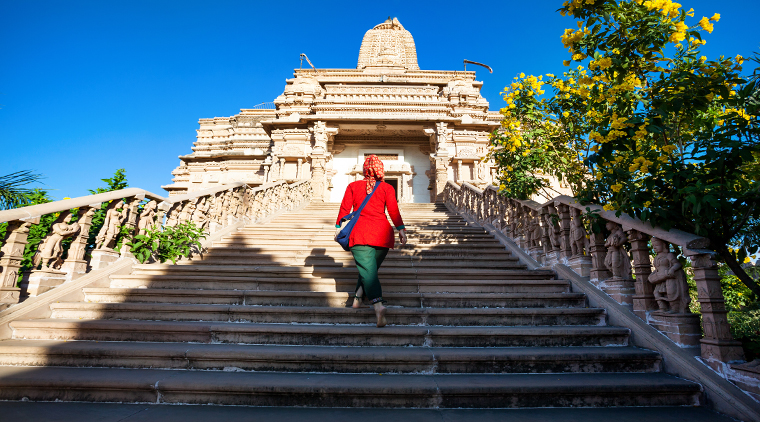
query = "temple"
xmin=162 ymin=17 xmax=504 ymax=202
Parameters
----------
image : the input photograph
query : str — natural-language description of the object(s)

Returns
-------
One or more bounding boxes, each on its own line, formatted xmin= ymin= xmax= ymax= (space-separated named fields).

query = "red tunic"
xmin=336 ymin=181 xmax=405 ymax=249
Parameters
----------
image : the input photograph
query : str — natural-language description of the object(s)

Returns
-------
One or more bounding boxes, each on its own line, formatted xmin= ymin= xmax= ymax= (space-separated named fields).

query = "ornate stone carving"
xmin=60 ymin=206 xmax=98 ymax=281
xmin=604 ymin=222 xmax=631 ymax=280
xmin=649 ymin=237 xmax=691 ymax=314
xmin=33 ymin=212 xmax=81 ymax=270
xmin=137 ymin=200 xmax=158 ymax=236
xmin=95 ymin=200 xmax=126 ymax=250
xmin=357 ymin=18 xmax=419 ymax=70
xmin=569 ymin=209 xmax=590 ymax=257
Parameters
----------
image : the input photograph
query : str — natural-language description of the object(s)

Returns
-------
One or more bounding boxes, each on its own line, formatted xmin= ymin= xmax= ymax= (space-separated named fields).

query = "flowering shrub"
xmin=490 ymin=0 xmax=760 ymax=294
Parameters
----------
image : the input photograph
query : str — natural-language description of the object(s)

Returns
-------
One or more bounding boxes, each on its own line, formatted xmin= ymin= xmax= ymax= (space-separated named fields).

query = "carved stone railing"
xmin=0 ymin=180 xmax=312 ymax=309
xmin=444 ymin=180 xmax=745 ymax=366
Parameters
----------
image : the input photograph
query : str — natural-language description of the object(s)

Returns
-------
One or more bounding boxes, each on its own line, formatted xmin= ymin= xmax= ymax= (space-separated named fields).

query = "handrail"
xmin=0 ymin=188 xmax=165 ymax=224
xmin=443 ymin=179 xmax=745 ymax=366
xmin=454 ymin=181 xmax=708 ymax=249
xmin=0 ymin=179 xmax=314 ymax=308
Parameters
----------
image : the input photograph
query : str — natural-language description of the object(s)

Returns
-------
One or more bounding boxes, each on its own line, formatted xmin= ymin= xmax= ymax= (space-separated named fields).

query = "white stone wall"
xmin=328 ymin=145 xmax=431 ymax=203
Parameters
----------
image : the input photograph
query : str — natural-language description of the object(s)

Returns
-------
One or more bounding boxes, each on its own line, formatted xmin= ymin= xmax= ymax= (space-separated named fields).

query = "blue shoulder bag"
xmin=336 ymin=181 xmax=382 ymax=251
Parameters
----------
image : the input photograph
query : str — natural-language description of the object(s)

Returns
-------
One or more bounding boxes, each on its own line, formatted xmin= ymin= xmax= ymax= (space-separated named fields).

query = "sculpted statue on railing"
xmin=443 ymin=180 xmax=744 ymax=365
xmin=0 ymin=180 xmax=313 ymax=308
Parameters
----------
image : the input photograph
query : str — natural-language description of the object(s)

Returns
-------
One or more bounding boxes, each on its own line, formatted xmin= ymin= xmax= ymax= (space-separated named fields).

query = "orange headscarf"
xmin=363 ymin=154 xmax=385 ymax=194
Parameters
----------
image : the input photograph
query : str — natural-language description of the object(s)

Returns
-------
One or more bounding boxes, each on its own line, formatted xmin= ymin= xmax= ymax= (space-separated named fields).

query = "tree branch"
xmin=715 ymin=243 xmax=760 ymax=298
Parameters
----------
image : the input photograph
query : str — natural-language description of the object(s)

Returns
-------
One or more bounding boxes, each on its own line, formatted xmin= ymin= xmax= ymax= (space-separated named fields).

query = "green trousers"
xmin=350 ymin=245 xmax=389 ymax=304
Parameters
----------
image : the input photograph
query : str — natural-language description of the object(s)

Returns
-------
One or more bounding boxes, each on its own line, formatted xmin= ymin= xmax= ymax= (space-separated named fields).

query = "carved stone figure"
xmin=33 ymin=213 xmax=81 ymax=269
xmin=529 ymin=210 xmax=542 ymax=249
xmin=570 ymin=211 xmax=590 ymax=256
xmin=649 ymin=237 xmax=692 ymax=314
xmin=96 ymin=200 xmax=126 ymax=250
xmin=137 ymin=200 xmax=158 ymax=236
xmin=193 ymin=197 xmax=210 ymax=230
xmin=544 ymin=211 xmax=561 ymax=250
xmin=603 ymin=222 xmax=632 ymax=280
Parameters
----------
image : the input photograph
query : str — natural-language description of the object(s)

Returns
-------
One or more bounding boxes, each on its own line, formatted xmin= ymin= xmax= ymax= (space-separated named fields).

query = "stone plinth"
xmin=568 ymin=255 xmax=592 ymax=277
xmin=0 ymin=287 xmax=21 ymax=311
xmin=90 ymin=249 xmax=120 ymax=271
xmin=648 ymin=311 xmax=702 ymax=349
xmin=23 ymin=269 xmax=67 ymax=297
xmin=598 ymin=278 xmax=635 ymax=308
xmin=59 ymin=259 xmax=88 ymax=282
xmin=528 ymin=247 xmax=544 ymax=265
xmin=544 ymin=251 xmax=559 ymax=267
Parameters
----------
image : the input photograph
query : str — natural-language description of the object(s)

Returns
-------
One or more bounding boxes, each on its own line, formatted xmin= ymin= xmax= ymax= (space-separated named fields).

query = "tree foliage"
xmin=490 ymin=0 xmax=760 ymax=294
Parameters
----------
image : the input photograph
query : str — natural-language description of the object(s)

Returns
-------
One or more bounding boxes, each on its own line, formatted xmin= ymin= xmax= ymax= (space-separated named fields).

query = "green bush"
xmin=127 ymin=221 xmax=206 ymax=264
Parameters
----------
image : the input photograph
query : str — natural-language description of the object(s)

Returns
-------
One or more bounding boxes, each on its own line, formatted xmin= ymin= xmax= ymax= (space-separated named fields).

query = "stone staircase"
xmin=0 ymin=202 xmax=703 ymax=409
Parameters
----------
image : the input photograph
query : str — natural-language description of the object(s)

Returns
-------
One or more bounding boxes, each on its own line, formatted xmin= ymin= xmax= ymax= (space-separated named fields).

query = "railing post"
xmin=627 ymin=229 xmax=657 ymax=319
xmin=598 ymin=222 xmax=635 ymax=308
xmin=60 ymin=205 xmax=99 ymax=281
xmin=567 ymin=208 xmax=592 ymax=277
xmin=589 ymin=230 xmax=610 ymax=284
xmin=91 ymin=198 xmax=129 ymax=270
xmin=0 ymin=219 xmax=37 ymax=309
xmin=556 ymin=203 xmax=572 ymax=263
xmin=686 ymin=250 xmax=745 ymax=365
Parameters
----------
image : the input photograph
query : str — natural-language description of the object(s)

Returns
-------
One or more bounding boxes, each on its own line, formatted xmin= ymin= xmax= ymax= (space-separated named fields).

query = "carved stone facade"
xmin=163 ymin=18 xmax=502 ymax=202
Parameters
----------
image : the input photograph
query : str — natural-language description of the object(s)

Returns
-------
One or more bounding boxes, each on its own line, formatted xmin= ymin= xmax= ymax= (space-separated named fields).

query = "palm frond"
xmin=0 ymin=170 xmax=44 ymax=210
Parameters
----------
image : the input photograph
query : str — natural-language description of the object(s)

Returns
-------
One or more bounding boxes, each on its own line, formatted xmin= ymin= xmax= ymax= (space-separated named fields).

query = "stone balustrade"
xmin=443 ymin=180 xmax=745 ymax=366
xmin=0 ymin=180 xmax=312 ymax=309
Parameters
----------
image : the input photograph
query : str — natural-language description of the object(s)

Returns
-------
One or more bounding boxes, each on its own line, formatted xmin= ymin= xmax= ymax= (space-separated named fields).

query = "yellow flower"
xmin=603 ymin=204 xmax=615 ymax=211
xmin=520 ymin=73 xmax=525 ymax=78
xmin=563 ymin=111 xmax=570 ymax=118
xmin=698 ymin=17 xmax=714 ymax=33
xmin=744 ymin=257 xmax=751 ymax=264
xmin=662 ymin=145 xmax=677 ymax=154
xmin=644 ymin=201 xmax=652 ymax=208
xmin=563 ymin=60 xmax=571 ymax=66
xmin=611 ymin=184 xmax=622 ymax=192
xmin=709 ymin=13 xmax=720 ymax=22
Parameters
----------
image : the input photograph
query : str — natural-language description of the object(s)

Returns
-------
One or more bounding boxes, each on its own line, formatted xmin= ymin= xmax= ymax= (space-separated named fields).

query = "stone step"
xmin=48 ymin=303 xmax=607 ymax=326
xmin=211 ymin=241 xmax=511 ymax=251
xmin=10 ymin=320 xmax=630 ymax=347
xmin=201 ymin=247 xmax=515 ymax=259
xmin=0 ymin=367 xmax=699 ymax=408
xmin=0 ymin=340 xmax=661 ymax=374
xmin=110 ymin=275 xmax=569 ymax=293
xmin=128 ymin=264 xmax=543 ymax=280
xmin=213 ymin=239 xmax=506 ymax=247
xmin=192 ymin=257 xmax=523 ymax=269
xmin=83 ymin=288 xmax=588 ymax=308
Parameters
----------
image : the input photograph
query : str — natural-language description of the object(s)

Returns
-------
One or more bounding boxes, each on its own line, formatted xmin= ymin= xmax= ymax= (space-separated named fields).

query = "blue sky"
xmin=1 ymin=0 xmax=758 ymax=200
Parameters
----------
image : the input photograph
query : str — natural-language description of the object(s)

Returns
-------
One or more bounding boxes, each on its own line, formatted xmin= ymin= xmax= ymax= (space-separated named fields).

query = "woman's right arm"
xmin=335 ymin=183 xmax=354 ymax=228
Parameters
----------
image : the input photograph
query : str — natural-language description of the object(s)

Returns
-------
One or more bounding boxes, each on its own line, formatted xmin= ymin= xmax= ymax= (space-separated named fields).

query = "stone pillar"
xmin=0 ymin=219 xmax=36 ymax=309
xmin=119 ymin=196 xmax=143 ymax=258
xmin=278 ymin=158 xmax=285 ymax=180
xmin=687 ymin=250 xmax=745 ymax=364
xmin=457 ymin=160 xmax=463 ymax=182
xmin=310 ymin=156 xmax=326 ymax=201
xmin=60 ymin=205 xmax=99 ymax=281
xmin=556 ymin=203 xmax=572 ymax=263
xmin=589 ymin=231 xmax=610 ymax=284
xmin=627 ymin=229 xmax=657 ymax=319
xmin=297 ymin=158 xmax=303 ymax=180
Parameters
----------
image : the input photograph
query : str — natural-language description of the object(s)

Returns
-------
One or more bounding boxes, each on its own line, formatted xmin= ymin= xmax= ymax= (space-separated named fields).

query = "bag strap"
xmin=341 ymin=180 xmax=382 ymax=223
